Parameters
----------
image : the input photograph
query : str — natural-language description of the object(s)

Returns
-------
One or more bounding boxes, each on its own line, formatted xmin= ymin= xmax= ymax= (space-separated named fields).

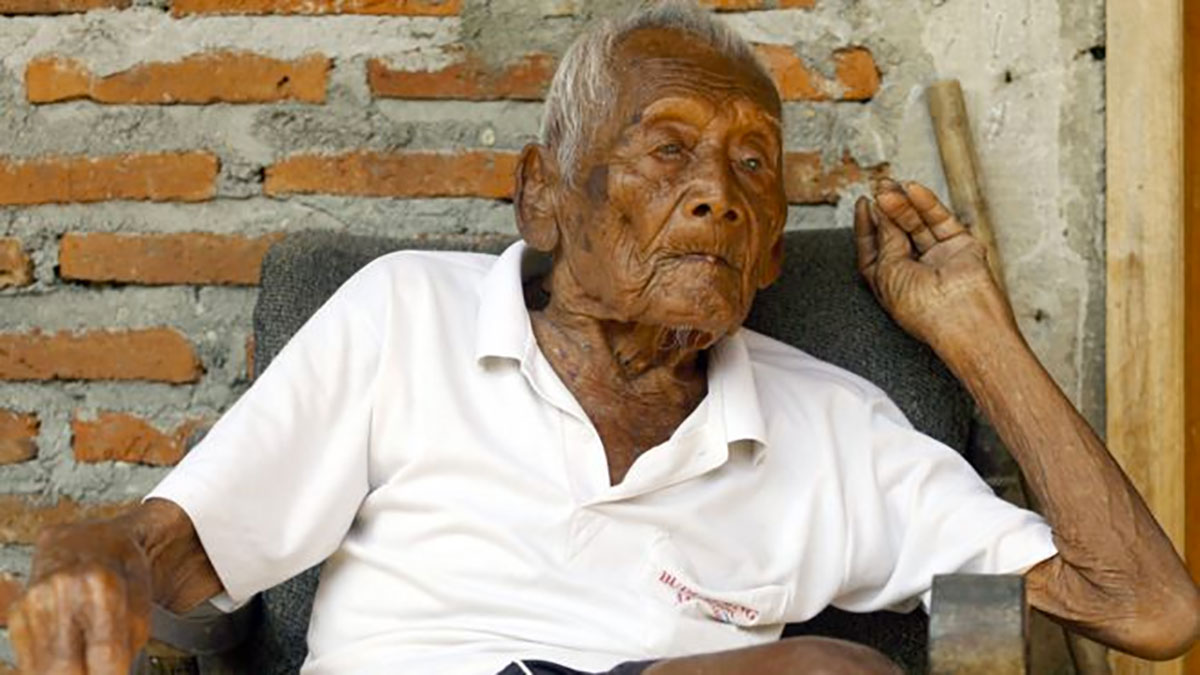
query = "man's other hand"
xmin=8 ymin=519 xmax=152 ymax=674
xmin=854 ymin=179 xmax=1017 ymax=350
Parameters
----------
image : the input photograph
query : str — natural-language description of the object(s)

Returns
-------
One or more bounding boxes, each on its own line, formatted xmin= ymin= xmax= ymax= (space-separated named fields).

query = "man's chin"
xmin=652 ymin=325 xmax=720 ymax=353
xmin=646 ymin=300 xmax=747 ymax=349
xmin=646 ymin=266 xmax=752 ymax=330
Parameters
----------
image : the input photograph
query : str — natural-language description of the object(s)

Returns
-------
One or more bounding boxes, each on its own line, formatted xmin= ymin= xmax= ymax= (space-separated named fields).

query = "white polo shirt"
xmin=149 ymin=241 xmax=1057 ymax=675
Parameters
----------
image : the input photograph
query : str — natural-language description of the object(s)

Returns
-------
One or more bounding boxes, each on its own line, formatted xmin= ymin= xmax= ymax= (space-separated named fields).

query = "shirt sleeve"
xmin=146 ymin=263 xmax=386 ymax=605
xmin=832 ymin=394 xmax=1058 ymax=613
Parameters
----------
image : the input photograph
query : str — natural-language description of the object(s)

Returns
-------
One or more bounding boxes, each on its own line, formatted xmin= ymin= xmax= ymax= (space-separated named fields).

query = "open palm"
xmin=854 ymin=180 xmax=1017 ymax=349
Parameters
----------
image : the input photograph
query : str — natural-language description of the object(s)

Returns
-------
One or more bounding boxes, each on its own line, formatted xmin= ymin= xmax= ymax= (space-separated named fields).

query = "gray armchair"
xmin=141 ymin=228 xmax=1028 ymax=674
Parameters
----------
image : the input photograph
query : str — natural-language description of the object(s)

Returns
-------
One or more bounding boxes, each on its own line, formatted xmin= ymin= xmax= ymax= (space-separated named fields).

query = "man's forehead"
xmin=610 ymin=27 xmax=782 ymax=120
xmin=636 ymin=95 xmax=781 ymax=133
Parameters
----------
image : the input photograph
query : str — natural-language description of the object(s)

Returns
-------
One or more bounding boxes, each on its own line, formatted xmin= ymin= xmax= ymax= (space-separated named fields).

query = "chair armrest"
xmin=149 ymin=596 xmax=260 ymax=655
xmin=929 ymin=574 xmax=1028 ymax=675
xmin=134 ymin=596 xmax=261 ymax=674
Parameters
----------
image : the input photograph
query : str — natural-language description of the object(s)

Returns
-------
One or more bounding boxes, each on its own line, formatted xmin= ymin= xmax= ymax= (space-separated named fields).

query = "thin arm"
xmin=934 ymin=327 xmax=1199 ymax=660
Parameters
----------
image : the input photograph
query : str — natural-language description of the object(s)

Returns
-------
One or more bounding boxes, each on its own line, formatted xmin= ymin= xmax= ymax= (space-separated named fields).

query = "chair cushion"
xmin=246 ymin=228 xmax=973 ymax=674
xmin=745 ymin=228 xmax=971 ymax=450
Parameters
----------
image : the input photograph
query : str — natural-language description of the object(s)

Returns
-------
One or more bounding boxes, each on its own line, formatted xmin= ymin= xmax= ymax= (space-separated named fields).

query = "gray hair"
xmin=541 ymin=1 xmax=774 ymax=185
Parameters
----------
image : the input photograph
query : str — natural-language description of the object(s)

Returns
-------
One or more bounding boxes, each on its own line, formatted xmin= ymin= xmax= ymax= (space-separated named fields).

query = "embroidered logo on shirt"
xmin=657 ymin=570 xmax=760 ymax=624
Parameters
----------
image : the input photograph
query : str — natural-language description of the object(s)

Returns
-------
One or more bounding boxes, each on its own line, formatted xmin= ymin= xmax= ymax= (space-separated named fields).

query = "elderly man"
xmin=9 ymin=3 xmax=1199 ymax=674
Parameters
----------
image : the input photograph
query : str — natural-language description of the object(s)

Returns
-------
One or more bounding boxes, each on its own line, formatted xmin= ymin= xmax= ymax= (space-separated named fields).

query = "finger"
xmin=126 ymin=597 xmax=150 ymax=657
xmin=85 ymin=643 xmax=131 ymax=675
xmin=8 ymin=604 xmax=41 ymax=673
xmin=903 ymin=181 xmax=966 ymax=240
xmin=853 ymin=196 xmax=878 ymax=274
xmin=24 ymin=581 xmax=85 ymax=675
xmin=49 ymin=578 xmax=87 ymax=675
xmin=44 ymin=654 xmax=87 ymax=675
xmin=81 ymin=569 xmax=133 ymax=675
xmin=872 ymin=203 xmax=913 ymax=262
xmin=875 ymin=179 xmax=939 ymax=253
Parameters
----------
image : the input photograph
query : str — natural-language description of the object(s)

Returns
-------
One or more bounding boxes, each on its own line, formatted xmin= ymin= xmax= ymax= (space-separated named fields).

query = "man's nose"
xmin=684 ymin=165 xmax=745 ymax=225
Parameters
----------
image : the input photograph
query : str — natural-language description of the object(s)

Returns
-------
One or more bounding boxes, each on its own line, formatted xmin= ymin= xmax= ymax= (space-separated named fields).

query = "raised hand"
xmin=853 ymin=179 xmax=1018 ymax=351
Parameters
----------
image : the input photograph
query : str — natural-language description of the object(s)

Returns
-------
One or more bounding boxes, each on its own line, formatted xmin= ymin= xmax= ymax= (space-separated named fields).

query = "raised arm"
xmin=6 ymin=498 xmax=221 ymax=674
xmin=854 ymin=180 xmax=1200 ymax=660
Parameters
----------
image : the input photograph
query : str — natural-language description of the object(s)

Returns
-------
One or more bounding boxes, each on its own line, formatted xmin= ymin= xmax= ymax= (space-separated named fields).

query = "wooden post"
xmin=1184 ymin=0 xmax=1199 ymax=669
xmin=1108 ymin=0 xmax=1187 ymax=672
xmin=926 ymin=80 xmax=1006 ymax=291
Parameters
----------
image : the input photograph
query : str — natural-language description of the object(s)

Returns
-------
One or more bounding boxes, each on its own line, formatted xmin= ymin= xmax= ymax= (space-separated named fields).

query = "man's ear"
xmin=756 ymin=232 xmax=785 ymax=289
xmin=515 ymin=143 xmax=561 ymax=252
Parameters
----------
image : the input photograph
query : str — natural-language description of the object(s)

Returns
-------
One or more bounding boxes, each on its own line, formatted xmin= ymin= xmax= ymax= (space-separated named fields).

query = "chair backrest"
xmin=245 ymin=228 xmax=973 ymax=674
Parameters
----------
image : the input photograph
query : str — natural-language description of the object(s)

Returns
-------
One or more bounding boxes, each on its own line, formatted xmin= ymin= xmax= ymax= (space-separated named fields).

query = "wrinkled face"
xmin=553 ymin=27 xmax=788 ymax=339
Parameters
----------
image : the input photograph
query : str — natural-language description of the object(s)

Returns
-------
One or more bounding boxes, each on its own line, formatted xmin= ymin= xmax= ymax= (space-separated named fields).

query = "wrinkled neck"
xmin=537 ymin=260 xmax=716 ymax=382
xmin=539 ymin=301 xmax=707 ymax=382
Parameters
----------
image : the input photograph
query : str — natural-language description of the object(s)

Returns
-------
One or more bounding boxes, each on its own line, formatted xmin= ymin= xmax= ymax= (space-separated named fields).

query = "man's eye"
xmin=656 ymin=143 xmax=683 ymax=157
xmin=740 ymin=157 xmax=763 ymax=172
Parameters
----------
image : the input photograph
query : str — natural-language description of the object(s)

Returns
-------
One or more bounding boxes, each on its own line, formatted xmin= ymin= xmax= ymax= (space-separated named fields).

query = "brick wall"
xmin=0 ymin=0 xmax=1104 ymax=666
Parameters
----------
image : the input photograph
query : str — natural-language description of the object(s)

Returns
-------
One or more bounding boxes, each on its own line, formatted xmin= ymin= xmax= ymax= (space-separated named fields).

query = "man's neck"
xmin=531 ymin=300 xmax=711 ymax=485
xmin=536 ymin=303 xmax=705 ymax=388
xmin=534 ymin=261 xmax=717 ymax=394
xmin=527 ymin=264 xmax=723 ymax=485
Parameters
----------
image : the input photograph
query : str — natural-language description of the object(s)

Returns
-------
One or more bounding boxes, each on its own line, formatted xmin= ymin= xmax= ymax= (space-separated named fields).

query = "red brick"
xmin=0 ymin=411 xmax=38 ymax=465
xmin=368 ymin=51 xmax=554 ymax=101
xmin=0 ymin=573 xmax=23 ymax=628
xmin=265 ymin=150 xmax=519 ymax=199
xmin=27 ymin=52 xmax=330 ymax=105
xmin=72 ymin=412 xmax=203 ymax=466
xmin=0 ymin=238 xmax=33 ymax=288
xmin=702 ymin=0 xmax=815 ymax=9
xmin=172 ymin=0 xmax=456 ymax=15
xmin=784 ymin=151 xmax=888 ymax=204
xmin=371 ymin=45 xmax=877 ymax=103
xmin=540 ymin=1 xmax=816 ymax=13
xmin=0 ymin=0 xmax=126 ymax=12
xmin=0 ymin=496 xmax=137 ymax=544
xmin=754 ymin=44 xmax=880 ymax=101
xmin=245 ymin=334 xmax=256 ymax=380
xmin=59 ymin=232 xmax=284 ymax=286
xmin=834 ymin=47 xmax=881 ymax=101
xmin=0 ymin=329 xmax=203 ymax=383
xmin=0 ymin=153 xmax=217 ymax=206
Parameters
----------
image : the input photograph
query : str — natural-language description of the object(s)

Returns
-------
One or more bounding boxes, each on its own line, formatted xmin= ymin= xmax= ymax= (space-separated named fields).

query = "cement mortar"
xmin=0 ymin=546 xmax=33 ymax=579
xmin=0 ymin=13 xmax=460 ymax=77
xmin=0 ymin=630 xmax=12 ymax=665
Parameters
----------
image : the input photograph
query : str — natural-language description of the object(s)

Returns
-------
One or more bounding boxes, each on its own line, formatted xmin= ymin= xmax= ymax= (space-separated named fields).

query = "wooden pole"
xmin=926 ymin=80 xmax=1006 ymax=291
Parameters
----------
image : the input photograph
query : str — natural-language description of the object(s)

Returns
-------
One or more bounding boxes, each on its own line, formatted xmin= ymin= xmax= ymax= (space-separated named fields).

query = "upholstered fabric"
xmin=246 ymin=228 xmax=973 ymax=674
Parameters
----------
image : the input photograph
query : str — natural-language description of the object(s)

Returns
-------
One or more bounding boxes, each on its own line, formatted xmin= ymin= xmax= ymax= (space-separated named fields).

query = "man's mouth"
xmin=669 ymin=252 xmax=737 ymax=270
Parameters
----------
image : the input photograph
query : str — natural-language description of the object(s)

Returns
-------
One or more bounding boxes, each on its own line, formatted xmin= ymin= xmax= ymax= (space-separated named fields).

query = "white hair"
xmin=541 ymin=1 xmax=775 ymax=185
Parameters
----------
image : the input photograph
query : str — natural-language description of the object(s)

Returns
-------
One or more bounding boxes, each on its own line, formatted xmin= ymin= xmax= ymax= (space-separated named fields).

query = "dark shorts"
xmin=496 ymin=659 xmax=658 ymax=675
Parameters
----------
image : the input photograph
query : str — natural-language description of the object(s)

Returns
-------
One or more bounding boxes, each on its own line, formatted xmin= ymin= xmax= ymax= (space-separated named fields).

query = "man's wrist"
xmin=928 ymin=320 xmax=1031 ymax=383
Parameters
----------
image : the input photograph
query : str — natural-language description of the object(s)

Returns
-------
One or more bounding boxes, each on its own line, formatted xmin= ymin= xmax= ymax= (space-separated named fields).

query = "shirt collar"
xmin=474 ymin=241 xmax=545 ymax=364
xmin=474 ymin=240 xmax=769 ymax=457
xmin=709 ymin=329 xmax=769 ymax=461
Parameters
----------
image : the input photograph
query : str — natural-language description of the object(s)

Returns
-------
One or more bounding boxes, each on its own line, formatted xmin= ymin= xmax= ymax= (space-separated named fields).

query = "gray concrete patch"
xmin=0 ymin=628 xmax=13 ymax=667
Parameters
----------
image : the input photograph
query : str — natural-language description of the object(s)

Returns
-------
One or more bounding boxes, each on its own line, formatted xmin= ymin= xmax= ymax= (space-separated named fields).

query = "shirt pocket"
xmin=638 ymin=531 xmax=790 ymax=652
